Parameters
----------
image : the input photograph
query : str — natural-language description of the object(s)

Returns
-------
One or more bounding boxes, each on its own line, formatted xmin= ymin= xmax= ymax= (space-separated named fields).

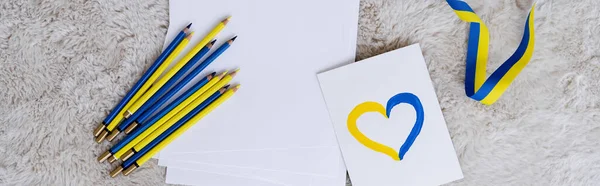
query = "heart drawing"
xmin=346 ymin=92 xmax=424 ymax=161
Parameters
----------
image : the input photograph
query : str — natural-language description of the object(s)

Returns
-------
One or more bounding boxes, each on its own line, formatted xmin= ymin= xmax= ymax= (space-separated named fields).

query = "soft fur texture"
xmin=0 ymin=0 xmax=599 ymax=185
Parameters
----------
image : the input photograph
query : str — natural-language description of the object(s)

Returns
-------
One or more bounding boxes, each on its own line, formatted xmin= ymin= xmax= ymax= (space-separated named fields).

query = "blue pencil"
xmin=118 ymin=37 xmax=237 ymax=134
xmin=97 ymin=75 xmax=217 ymax=163
xmin=120 ymin=86 xmax=227 ymax=172
xmin=93 ymin=23 xmax=191 ymax=137
xmin=108 ymin=36 xmax=237 ymax=140
xmin=120 ymin=71 xmax=216 ymax=134
xmin=105 ymin=39 xmax=218 ymax=141
xmin=97 ymin=36 xmax=239 ymax=163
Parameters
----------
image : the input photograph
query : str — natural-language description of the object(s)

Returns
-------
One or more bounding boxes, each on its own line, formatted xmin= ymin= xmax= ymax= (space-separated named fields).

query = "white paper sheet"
xmin=317 ymin=44 xmax=463 ymax=186
xmin=156 ymin=0 xmax=360 ymax=179
xmin=165 ymin=157 xmax=347 ymax=186
xmin=158 ymin=146 xmax=340 ymax=176
xmin=165 ymin=168 xmax=285 ymax=186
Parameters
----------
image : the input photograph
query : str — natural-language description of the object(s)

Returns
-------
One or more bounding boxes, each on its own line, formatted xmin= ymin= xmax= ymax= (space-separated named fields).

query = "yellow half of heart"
xmin=347 ymin=101 xmax=400 ymax=161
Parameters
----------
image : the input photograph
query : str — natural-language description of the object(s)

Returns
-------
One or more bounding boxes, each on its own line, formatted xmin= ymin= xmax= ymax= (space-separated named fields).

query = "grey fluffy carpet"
xmin=1 ymin=0 xmax=599 ymax=185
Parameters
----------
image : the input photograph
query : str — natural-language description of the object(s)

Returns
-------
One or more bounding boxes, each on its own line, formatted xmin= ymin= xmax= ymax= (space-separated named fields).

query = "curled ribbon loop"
xmin=447 ymin=0 xmax=536 ymax=105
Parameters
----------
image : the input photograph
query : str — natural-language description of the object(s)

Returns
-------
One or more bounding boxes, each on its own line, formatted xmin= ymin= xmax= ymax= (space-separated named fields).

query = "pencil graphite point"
xmin=230 ymin=35 xmax=238 ymax=42
xmin=229 ymin=68 xmax=240 ymax=77
xmin=207 ymin=39 xmax=217 ymax=48
xmin=232 ymin=84 xmax=241 ymax=92
xmin=219 ymin=70 xmax=229 ymax=78
xmin=223 ymin=16 xmax=231 ymax=25
xmin=220 ymin=85 xmax=230 ymax=93
xmin=186 ymin=23 xmax=192 ymax=29
xmin=208 ymin=72 xmax=217 ymax=80
xmin=185 ymin=32 xmax=194 ymax=40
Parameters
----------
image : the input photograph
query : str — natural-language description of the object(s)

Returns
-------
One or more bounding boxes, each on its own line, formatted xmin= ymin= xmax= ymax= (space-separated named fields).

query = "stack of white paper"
xmin=153 ymin=0 xmax=360 ymax=185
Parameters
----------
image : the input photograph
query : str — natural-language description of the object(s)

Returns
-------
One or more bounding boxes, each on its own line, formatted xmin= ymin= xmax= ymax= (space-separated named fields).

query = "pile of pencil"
xmin=92 ymin=17 xmax=240 ymax=177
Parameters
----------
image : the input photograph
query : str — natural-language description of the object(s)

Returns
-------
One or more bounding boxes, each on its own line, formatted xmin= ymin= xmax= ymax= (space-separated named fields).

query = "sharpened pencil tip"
xmin=230 ymin=36 xmax=237 ymax=41
xmin=219 ymin=85 xmax=230 ymax=93
xmin=186 ymin=23 xmax=192 ymax=29
xmin=233 ymin=68 xmax=240 ymax=74
xmin=207 ymin=39 xmax=216 ymax=48
xmin=186 ymin=32 xmax=194 ymax=40
xmin=227 ymin=68 xmax=240 ymax=77
xmin=222 ymin=16 xmax=231 ymax=25
xmin=207 ymin=72 xmax=215 ymax=80
xmin=233 ymin=84 xmax=241 ymax=92
xmin=219 ymin=70 xmax=229 ymax=78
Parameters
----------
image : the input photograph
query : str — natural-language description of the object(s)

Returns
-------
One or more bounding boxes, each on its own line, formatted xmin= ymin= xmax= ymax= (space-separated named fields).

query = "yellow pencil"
xmin=111 ymin=70 xmax=233 ymax=160
xmin=121 ymin=85 xmax=240 ymax=176
xmin=121 ymin=17 xmax=231 ymax=118
xmin=119 ymin=70 xmax=239 ymax=161
xmin=94 ymin=32 xmax=193 ymax=143
xmin=102 ymin=17 xmax=231 ymax=136
xmin=110 ymin=71 xmax=227 ymax=160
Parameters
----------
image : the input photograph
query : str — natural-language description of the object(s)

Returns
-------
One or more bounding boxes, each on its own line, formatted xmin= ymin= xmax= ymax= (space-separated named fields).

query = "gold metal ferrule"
xmin=106 ymin=130 xmax=120 ymax=142
xmin=97 ymin=150 xmax=112 ymax=163
xmin=109 ymin=166 xmax=124 ymax=178
xmin=107 ymin=155 xmax=117 ymax=164
xmin=93 ymin=124 xmax=105 ymax=137
xmin=123 ymin=166 xmax=138 ymax=176
xmin=124 ymin=122 xmax=138 ymax=134
xmin=95 ymin=130 xmax=108 ymax=143
xmin=123 ymin=110 xmax=132 ymax=118
xmin=121 ymin=149 xmax=135 ymax=161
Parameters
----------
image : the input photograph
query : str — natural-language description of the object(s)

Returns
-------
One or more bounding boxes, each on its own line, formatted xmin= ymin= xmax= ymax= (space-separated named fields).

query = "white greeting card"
xmin=317 ymin=44 xmax=463 ymax=186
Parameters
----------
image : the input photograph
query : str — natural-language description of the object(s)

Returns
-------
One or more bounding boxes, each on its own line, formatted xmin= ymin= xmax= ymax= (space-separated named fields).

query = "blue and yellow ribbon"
xmin=447 ymin=0 xmax=536 ymax=105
